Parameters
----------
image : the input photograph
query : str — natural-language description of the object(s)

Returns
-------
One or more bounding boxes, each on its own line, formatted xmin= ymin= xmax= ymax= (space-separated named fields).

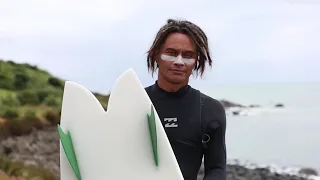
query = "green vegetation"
xmin=0 ymin=153 xmax=56 ymax=180
xmin=0 ymin=59 xmax=109 ymax=137
xmin=0 ymin=59 xmax=110 ymax=180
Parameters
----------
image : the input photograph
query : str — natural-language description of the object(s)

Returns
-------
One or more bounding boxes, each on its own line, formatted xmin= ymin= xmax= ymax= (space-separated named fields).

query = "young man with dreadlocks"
xmin=145 ymin=19 xmax=227 ymax=180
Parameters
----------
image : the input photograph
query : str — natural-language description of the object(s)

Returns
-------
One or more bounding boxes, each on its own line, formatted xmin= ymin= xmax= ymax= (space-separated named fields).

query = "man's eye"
xmin=166 ymin=49 xmax=177 ymax=56
xmin=183 ymin=52 xmax=194 ymax=59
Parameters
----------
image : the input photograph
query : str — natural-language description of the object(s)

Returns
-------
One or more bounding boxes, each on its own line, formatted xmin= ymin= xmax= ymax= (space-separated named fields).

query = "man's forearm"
xmin=203 ymin=120 xmax=227 ymax=179
xmin=202 ymin=98 xmax=227 ymax=180
xmin=203 ymin=163 xmax=226 ymax=180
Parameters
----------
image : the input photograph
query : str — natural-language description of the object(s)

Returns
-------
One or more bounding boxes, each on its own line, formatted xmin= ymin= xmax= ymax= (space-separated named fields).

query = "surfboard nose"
xmin=60 ymin=69 xmax=184 ymax=180
xmin=60 ymin=81 xmax=108 ymax=180
xmin=62 ymin=81 xmax=105 ymax=113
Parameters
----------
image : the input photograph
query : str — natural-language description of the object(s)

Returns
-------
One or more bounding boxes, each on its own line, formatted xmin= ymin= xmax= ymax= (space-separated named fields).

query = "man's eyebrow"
xmin=165 ymin=47 xmax=195 ymax=53
xmin=164 ymin=48 xmax=177 ymax=51
xmin=184 ymin=50 xmax=196 ymax=54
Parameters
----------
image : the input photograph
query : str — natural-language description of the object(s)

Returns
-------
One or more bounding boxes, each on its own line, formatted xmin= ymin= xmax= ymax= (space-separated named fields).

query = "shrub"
xmin=36 ymin=88 xmax=62 ymax=104
xmin=48 ymin=77 xmax=63 ymax=88
xmin=7 ymin=118 xmax=33 ymax=136
xmin=13 ymin=73 xmax=29 ymax=90
xmin=14 ymin=65 xmax=26 ymax=72
xmin=11 ymin=165 xmax=57 ymax=180
xmin=2 ymin=109 xmax=41 ymax=136
xmin=0 ymin=75 xmax=13 ymax=90
xmin=17 ymin=90 xmax=40 ymax=105
xmin=0 ymin=74 xmax=6 ymax=80
xmin=36 ymin=89 xmax=50 ymax=103
xmin=6 ymin=114 xmax=43 ymax=136
xmin=2 ymin=108 xmax=19 ymax=119
xmin=7 ymin=60 xmax=16 ymax=65
xmin=0 ymin=94 xmax=20 ymax=106
xmin=43 ymin=95 xmax=60 ymax=107
xmin=23 ymin=109 xmax=43 ymax=129
xmin=45 ymin=110 xmax=60 ymax=125
xmin=0 ymin=119 xmax=10 ymax=138
xmin=25 ymin=63 xmax=38 ymax=70
xmin=0 ymin=153 xmax=57 ymax=180
xmin=0 ymin=153 xmax=12 ymax=172
xmin=24 ymin=109 xmax=36 ymax=119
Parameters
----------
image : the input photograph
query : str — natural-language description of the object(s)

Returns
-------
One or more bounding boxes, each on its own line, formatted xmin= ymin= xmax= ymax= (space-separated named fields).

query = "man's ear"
xmin=194 ymin=55 xmax=200 ymax=69
xmin=154 ymin=49 xmax=160 ymax=65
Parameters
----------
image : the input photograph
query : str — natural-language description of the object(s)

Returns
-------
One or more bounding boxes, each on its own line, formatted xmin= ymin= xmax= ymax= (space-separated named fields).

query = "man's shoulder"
xmin=197 ymin=91 xmax=224 ymax=109
xmin=197 ymin=90 xmax=226 ymax=119
xmin=144 ymin=84 xmax=154 ymax=94
xmin=197 ymin=91 xmax=226 ymax=129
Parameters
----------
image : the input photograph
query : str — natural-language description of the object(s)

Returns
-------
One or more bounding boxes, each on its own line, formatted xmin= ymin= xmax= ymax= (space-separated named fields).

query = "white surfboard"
xmin=58 ymin=68 xmax=184 ymax=180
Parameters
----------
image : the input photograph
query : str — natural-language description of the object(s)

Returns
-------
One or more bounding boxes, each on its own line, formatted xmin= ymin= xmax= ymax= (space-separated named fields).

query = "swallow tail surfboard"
xmin=58 ymin=68 xmax=183 ymax=180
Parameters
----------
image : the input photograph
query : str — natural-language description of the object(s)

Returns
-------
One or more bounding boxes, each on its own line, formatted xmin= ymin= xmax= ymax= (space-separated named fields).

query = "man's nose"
xmin=173 ymin=62 xmax=184 ymax=68
xmin=173 ymin=55 xmax=185 ymax=66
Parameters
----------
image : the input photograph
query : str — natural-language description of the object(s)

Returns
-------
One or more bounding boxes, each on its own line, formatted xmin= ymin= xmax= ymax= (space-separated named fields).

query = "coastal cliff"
xmin=1 ymin=59 xmax=309 ymax=180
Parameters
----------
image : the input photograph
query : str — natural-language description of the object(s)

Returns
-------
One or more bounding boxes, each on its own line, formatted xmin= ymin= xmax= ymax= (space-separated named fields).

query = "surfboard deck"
xmin=59 ymin=68 xmax=183 ymax=180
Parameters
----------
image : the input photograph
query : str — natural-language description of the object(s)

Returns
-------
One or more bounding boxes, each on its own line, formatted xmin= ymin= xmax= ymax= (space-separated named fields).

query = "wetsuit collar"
xmin=152 ymin=81 xmax=190 ymax=97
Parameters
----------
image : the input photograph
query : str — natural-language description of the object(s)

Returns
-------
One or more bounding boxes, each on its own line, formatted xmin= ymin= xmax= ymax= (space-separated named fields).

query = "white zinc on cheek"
xmin=160 ymin=54 xmax=195 ymax=65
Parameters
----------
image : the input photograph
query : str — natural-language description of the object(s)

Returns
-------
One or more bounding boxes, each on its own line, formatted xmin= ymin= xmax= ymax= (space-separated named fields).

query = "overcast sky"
xmin=0 ymin=0 xmax=319 ymax=92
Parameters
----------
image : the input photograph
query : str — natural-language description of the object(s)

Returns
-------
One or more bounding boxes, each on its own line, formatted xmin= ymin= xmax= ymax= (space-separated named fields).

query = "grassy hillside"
xmin=0 ymin=153 xmax=56 ymax=180
xmin=0 ymin=59 xmax=109 ymax=137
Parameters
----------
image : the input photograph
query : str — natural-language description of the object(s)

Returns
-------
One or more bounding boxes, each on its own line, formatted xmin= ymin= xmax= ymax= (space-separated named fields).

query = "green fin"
xmin=57 ymin=124 xmax=82 ymax=180
xmin=147 ymin=105 xmax=158 ymax=167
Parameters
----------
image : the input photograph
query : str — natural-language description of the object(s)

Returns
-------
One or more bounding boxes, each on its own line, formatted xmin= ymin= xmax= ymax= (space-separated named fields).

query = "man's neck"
xmin=157 ymin=78 xmax=188 ymax=92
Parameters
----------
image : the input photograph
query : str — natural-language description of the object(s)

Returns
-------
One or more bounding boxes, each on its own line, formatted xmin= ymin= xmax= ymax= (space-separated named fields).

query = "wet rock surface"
xmin=0 ymin=127 xmax=60 ymax=178
xmin=197 ymin=164 xmax=310 ymax=180
xmin=220 ymin=100 xmax=245 ymax=108
xmin=0 ymin=126 xmax=316 ymax=180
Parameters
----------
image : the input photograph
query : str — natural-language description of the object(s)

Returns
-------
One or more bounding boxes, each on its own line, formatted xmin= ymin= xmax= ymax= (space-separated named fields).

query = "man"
xmin=145 ymin=19 xmax=227 ymax=180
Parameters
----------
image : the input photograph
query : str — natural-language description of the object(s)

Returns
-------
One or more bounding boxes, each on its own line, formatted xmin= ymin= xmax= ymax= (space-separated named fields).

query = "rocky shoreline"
xmin=220 ymin=100 xmax=286 ymax=117
xmin=0 ymin=126 xmax=316 ymax=180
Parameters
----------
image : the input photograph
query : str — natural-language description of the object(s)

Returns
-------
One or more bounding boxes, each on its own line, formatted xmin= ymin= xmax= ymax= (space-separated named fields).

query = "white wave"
xmin=227 ymin=159 xmax=320 ymax=179
xmin=310 ymin=176 xmax=320 ymax=180
xmin=226 ymin=106 xmax=287 ymax=117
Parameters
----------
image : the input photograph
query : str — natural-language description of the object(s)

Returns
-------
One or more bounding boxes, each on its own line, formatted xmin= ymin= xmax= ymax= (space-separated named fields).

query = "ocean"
xmin=200 ymin=83 xmax=320 ymax=173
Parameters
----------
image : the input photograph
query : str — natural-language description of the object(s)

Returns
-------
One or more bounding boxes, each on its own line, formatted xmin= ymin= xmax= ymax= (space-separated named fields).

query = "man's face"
xmin=156 ymin=32 xmax=197 ymax=84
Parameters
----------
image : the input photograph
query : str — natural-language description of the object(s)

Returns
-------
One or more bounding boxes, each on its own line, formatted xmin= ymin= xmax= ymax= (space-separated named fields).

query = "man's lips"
xmin=170 ymin=69 xmax=185 ymax=74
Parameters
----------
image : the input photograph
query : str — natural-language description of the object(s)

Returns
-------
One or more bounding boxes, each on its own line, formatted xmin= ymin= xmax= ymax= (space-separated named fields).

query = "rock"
xmin=220 ymin=100 xmax=245 ymax=108
xmin=0 ymin=175 xmax=11 ymax=180
xmin=275 ymin=103 xmax=284 ymax=108
xmin=299 ymin=167 xmax=318 ymax=176
xmin=197 ymin=163 xmax=309 ymax=180
xmin=0 ymin=126 xmax=313 ymax=180
xmin=0 ymin=169 xmax=27 ymax=180
xmin=0 ymin=127 xmax=60 ymax=179
xmin=249 ymin=104 xmax=260 ymax=108
xmin=0 ymin=169 xmax=7 ymax=176
xmin=232 ymin=111 xmax=240 ymax=116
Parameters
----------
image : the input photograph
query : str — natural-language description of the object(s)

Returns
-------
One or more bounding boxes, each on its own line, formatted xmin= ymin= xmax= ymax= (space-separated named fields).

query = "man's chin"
xmin=168 ymin=76 xmax=187 ymax=84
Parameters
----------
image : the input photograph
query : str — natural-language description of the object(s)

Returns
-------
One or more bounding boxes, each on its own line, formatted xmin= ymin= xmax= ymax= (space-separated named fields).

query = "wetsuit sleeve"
xmin=203 ymin=99 xmax=227 ymax=180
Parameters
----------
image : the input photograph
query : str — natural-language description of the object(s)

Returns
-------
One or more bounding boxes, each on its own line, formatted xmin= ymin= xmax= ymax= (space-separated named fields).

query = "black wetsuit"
xmin=145 ymin=82 xmax=227 ymax=180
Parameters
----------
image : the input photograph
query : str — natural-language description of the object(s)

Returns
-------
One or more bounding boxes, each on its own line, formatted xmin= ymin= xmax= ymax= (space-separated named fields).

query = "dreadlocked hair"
xmin=147 ymin=18 xmax=212 ymax=77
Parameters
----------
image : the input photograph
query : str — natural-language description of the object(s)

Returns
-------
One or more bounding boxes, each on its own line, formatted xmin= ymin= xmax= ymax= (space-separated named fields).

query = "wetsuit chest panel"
xmin=145 ymin=84 xmax=204 ymax=180
xmin=159 ymin=100 xmax=201 ymax=148
xmin=147 ymin=90 xmax=202 ymax=145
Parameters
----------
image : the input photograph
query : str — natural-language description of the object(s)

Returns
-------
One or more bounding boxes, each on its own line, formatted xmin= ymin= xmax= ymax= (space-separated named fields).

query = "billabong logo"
xmin=164 ymin=118 xmax=178 ymax=128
